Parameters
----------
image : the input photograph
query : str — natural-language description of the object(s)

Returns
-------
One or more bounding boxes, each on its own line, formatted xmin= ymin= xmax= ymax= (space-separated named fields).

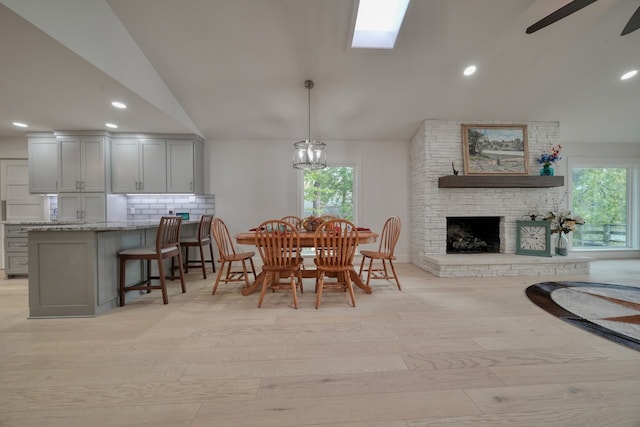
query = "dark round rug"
xmin=526 ymin=281 xmax=640 ymax=351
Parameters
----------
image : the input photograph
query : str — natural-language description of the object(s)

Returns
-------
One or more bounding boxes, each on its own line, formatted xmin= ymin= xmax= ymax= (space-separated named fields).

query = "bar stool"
xmin=118 ymin=216 xmax=186 ymax=306
xmin=180 ymin=214 xmax=216 ymax=279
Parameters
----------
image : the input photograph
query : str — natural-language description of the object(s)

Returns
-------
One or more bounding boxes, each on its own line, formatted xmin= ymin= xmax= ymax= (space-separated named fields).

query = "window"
xmin=302 ymin=166 xmax=355 ymax=221
xmin=571 ymin=166 xmax=633 ymax=249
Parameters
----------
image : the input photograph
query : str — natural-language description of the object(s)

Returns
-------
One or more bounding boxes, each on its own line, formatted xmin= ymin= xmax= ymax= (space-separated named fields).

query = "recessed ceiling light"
xmin=463 ymin=65 xmax=477 ymax=76
xmin=105 ymin=123 xmax=118 ymax=129
xmin=620 ymin=69 xmax=638 ymax=80
xmin=111 ymin=101 xmax=127 ymax=109
xmin=12 ymin=121 xmax=28 ymax=128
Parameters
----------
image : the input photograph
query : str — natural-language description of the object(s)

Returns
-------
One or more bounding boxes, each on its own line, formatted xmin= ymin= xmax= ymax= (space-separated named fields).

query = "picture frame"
xmin=462 ymin=124 xmax=529 ymax=175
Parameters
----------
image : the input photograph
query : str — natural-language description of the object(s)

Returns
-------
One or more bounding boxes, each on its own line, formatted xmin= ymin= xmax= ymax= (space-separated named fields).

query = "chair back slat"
xmin=314 ymin=219 xmax=359 ymax=269
xmin=255 ymin=220 xmax=300 ymax=269
xmin=211 ymin=217 xmax=236 ymax=259
xmin=156 ymin=216 xmax=182 ymax=251
xmin=280 ymin=215 xmax=302 ymax=231
xmin=378 ymin=216 xmax=401 ymax=256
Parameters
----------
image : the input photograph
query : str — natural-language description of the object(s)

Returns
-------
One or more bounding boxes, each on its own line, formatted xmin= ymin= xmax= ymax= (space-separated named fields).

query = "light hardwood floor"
xmin=1 ymin=260 xmax=639 ymax=427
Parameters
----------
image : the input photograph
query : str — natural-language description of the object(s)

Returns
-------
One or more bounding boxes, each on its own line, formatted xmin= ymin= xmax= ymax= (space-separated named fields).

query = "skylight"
xmin=351 ymin=0 xmax=410 ymax=49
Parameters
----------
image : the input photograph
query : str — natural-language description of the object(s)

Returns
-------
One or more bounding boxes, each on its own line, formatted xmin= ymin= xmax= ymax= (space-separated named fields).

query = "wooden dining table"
xmin=235 ymin=229 xmax=378 ymax=296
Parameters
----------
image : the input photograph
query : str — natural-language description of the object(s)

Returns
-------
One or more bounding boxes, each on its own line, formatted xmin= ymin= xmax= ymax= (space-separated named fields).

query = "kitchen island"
xmin=25 ymin=220 xmax=198 ymax=318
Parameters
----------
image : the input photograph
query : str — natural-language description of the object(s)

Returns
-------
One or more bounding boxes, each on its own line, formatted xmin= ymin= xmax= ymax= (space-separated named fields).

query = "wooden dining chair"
xmin=210 ymin=217 xmax=257 ymax=295
xmin=280 ymin=215 xmax=303 ymax=231
xmin=358 ymin=216 xmax=402 ymax=290
xmin=313 ymin=219 xmax=359 ymax=309
xmin=255 ymin=219 xmax=304 ymax=309
xmin=179 ymin=214 xmax=216 ymax=279
xmin=118 ymin=216 xmax=186 ymax=306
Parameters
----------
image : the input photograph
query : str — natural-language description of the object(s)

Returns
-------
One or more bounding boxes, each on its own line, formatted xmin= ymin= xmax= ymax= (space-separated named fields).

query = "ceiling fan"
xmin=526 ymin=0 xmax=640 ymax=36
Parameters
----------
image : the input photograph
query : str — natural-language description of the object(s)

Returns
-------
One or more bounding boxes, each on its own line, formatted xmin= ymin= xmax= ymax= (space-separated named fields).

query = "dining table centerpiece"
xmin=537 ymin=144 xmax=562 ymax=176
xmin=544 ymin=209 xmax=585 ymax=255
xmin=301 ymin=215 xmax=324 ymax=232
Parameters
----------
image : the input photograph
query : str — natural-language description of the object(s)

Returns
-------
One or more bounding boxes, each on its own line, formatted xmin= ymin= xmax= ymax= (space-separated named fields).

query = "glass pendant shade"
xmin=293 ymin=80 xmax=327 ymax=170
xmin=293 ymin=139 xmax=327 ymax=170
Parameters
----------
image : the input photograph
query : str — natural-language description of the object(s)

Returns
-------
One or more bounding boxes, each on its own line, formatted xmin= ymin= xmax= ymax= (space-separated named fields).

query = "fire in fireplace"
xmin=447 ymin=216 xmax=500 ymax=253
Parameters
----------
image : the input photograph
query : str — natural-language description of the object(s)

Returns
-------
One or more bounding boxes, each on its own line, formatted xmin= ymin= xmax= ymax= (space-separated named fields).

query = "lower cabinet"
xmin=58 ymin=193 xmax=106 ymax=221
xmin=4 ymin=225 xmax=29 ymax=278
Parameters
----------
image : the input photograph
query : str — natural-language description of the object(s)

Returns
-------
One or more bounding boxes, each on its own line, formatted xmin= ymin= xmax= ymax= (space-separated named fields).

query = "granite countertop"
xmin=18 ymin=220 xmax=201 ymax=232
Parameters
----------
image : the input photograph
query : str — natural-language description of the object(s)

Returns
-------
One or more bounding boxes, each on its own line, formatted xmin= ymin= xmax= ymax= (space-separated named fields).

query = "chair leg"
xmin=183 ymin=245 xmax=190 ymax=273
xmin=290 ymin=272 xmax=298 ymax=309
xmin=241 ymin=260 xmax=250 ymax=289
xmin=316 ymin=271 xmax=325 ymax=309
xmin=297 ymin=268 xmax=304 ymax=294
xmin=211 ymin=261 xmax=227 ymax=295
xmin=258 ymin=271 xmax=272 ymax=308
xmin=119 ymin=257 xmax=126 ymax=307
xmin=389 ymin=260 xmax=401 ymax=290
xmin=176 ymin=251 xmax=186 ymax=293
xmin=358 ymin=256 xmax=366 ymax=277
xmin=198 ymin=243 xmax=207 ymax=279
xmin=366 ymin=258 xmax=374 ymax=286
xmin=146 ymin=260 xmax=152 ymax=292
xmin=345 ymin=270 xmax=356 ymax=308
xmin=156 ymin=256 xmax=169 ymax=305
xmin=249 ymin=258 xmax=257 ymax=279
xmin=208 ymin=242 xmax=216 ymax=273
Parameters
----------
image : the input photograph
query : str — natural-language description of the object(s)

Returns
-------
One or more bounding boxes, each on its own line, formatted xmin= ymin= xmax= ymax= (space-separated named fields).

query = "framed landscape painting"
xmin=462 ymin=124 xmax=529 ymax=175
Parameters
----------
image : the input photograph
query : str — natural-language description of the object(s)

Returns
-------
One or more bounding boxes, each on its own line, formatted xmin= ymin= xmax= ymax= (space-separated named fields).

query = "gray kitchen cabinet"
xmin=167 ymin=138 xmax=204 ymax=194
xmin=58 ymin=134 xmax=107 ymax=192
xmin=111 ymin=138 xmax=166 ymax=193
xmin=58 ymin=192 xmax=106 ymax=221
xmin=28 ymin=134 xmax=59 ymax=193
xmin=4 ymin=225 xmax=28 ymax=278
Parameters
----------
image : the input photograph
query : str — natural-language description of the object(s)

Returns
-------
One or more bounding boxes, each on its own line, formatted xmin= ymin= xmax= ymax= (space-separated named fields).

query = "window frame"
xmin=296 ymin=162 xmax=359 ymax=224
xmin=568 ymin=157 xmax=639 ymax=253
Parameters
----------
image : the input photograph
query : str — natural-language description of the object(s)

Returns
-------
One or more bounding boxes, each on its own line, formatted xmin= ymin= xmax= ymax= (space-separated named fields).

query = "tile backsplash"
xmin=48 ymin=194 xmax=215 ymax=221
xmin=127 ymin=194 xmax=215 ymax=221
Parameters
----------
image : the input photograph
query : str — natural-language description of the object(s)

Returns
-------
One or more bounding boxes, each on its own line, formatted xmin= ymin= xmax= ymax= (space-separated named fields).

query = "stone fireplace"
xmin=409 ymin=119 xmax=590 ymax=277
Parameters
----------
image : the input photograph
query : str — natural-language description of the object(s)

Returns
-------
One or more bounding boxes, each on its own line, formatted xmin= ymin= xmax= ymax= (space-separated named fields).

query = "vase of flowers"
xmin=537 ymin=144 xmax=562 ymax=176
xmin=544 ymin=209 xmax=585 ymax=256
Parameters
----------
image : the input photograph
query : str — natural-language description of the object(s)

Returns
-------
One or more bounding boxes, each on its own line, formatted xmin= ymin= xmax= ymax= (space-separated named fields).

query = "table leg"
xmin=350 ymin=269 xmax=372 ymax=294
xmin=242 ymin=271 xmax=265 ymax=296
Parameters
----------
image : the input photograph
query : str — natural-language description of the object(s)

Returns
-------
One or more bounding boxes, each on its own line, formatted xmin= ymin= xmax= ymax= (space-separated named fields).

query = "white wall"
xmin=0 ymin=137 xmax=28 ymax=158
xmin=207 ymin=138 xmax=410 ymax=261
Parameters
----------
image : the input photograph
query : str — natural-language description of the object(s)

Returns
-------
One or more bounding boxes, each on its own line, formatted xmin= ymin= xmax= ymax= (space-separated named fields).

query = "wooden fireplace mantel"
xmin=438 ymin=175 xmax=564 ymax=188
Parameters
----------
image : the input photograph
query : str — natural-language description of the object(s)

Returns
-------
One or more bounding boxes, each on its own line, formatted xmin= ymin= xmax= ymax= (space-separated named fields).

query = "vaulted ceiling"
xmin=1 ymin=0 xmax=639 ymax=144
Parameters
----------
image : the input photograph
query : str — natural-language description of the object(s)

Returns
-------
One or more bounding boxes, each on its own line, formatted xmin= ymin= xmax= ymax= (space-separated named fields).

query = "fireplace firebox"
xmin=447 ymin=216 xmax=500 ymax=253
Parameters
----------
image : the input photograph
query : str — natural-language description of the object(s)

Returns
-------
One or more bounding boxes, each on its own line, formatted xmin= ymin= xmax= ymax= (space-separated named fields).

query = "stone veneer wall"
xmin=410 ymin=119 xmax=566 ymax=271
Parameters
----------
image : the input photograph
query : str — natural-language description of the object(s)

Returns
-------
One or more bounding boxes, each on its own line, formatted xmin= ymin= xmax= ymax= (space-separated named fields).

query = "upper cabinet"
xmin=57 ymin=133 xmax=108 ymax=192
xmin=167 ymin=139 xmax=204 ymax=194
xmin=111 ymin=138 xmax=166 ymax=193
xmin=28 ymin=134 xmax=59 ymax=193
xmin=28 ymin=131 xmax=204 ymax=196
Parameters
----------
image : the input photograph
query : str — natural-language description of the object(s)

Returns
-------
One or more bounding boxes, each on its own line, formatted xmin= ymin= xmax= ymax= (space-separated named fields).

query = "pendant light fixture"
xmin=293 ymin=80 xmax=327 ymax=170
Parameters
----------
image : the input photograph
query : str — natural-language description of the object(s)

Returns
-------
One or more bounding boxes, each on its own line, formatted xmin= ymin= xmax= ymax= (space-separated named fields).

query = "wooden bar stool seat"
xmin=118 ymin=216 xmax=186 ymax=306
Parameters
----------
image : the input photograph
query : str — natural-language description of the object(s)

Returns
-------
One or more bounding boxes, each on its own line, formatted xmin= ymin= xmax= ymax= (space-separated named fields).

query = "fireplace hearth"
xmin=447 ymin=216 xmax=500 ymax=253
